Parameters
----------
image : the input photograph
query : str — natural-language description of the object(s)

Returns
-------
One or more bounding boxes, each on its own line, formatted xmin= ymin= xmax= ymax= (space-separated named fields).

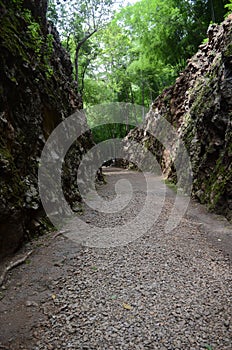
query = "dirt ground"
xmin=0 ymin=168 xmax=231 ymax=349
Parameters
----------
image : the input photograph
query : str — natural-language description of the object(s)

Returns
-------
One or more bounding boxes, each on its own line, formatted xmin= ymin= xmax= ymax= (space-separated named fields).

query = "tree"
xmin=110 ymin=0 xmax=228 ymax=102
xmin=48 ymin=0 xmax=117 ymax=95
xmin=48 ymin=0 xmax=228 ymax=110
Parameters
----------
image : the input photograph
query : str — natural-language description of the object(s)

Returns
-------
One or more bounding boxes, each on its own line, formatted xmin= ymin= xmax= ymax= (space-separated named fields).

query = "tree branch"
xmin=74 ymin=28 xmax=98 ymax=88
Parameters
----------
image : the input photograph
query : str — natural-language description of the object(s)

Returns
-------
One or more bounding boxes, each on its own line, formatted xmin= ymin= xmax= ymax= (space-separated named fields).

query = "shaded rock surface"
xmin=0 ymin=0 xmax=93 ymax=258
xmin=126 ymin=18 xmax=232 ymax=220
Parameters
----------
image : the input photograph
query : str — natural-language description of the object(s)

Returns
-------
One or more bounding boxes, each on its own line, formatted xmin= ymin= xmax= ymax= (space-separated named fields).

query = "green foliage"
xmin=163 ymin=179 xmax=178 ymax=193
xmin=22 ymin=8 xmax=32 ymax=22
xmin=12 ymin=0 xmax=23 ymax=7
xmin=21 ymin=8 xmax=43 ymax=56
xmin=27 ymin=22 xmax=43 ymax=54
xmin=74 ymin=0 xmax=227 ymax=109
xmin=204 ymin=345 xmax=213 ymax=350
xmin=86 ymin=103 xmax=143 ymax=143
xmin=91 ymin=124 xmax=132 ymax=144
xmin=47 ymin=0 xmax=59 ymax=25
xmin=48 ymin=0 xmax=227 ymax=114
xmin=44 ymin=33 xmax=54 ymax=78
xmin=83 ymin=79 xmax=115 ymax=106
xmin=48 ymin=0 xmax=115 ymax=93
xmin=225 ymin=0 xmax=232 ymax=14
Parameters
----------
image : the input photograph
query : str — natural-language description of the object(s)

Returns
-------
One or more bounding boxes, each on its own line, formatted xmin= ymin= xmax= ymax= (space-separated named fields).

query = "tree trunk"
xmin=209 ymin=0 xmax=215 ymax=22
xmin=74 ymin=29 xmax=97 ymax=94
xmin=75 ymin=46 xmax=81 ymax=92
xmin=80 ymin=59 xmax=90 ymax=97
xmin=141 ymin=80 xmax=145 ymax=121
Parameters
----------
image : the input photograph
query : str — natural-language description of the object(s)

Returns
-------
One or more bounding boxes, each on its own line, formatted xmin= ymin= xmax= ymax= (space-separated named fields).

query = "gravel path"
xmin=0 ymin=168 xmax=231 ymax=350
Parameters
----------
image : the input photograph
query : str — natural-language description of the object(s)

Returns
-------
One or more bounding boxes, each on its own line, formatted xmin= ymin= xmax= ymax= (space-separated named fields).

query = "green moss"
xmin=191 ymin=83 xmax=212 ymax=115
xmin=143 ymin=138 xmax=152 ymax=150
xmin=163 ymin=179 xmax=178 ymax=193
xmin=0 ymin=1 xmax=54 ymax=77
xmin=224 ymin=43 xmax=232 ymax=57
xmin=202 ymin=156 xmax=231 ymax=210
xmin=1 ymin=15 xmax=30 ymax=62
xmin=189 ymin=55 xmax=222 ymax=119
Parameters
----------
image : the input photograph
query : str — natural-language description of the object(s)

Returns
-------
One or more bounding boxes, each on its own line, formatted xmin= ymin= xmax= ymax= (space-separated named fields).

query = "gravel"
xmin=1 ymin=168 xmax=231 ymax=350
xmin=32 ymin=169 xmax=232 ymax=350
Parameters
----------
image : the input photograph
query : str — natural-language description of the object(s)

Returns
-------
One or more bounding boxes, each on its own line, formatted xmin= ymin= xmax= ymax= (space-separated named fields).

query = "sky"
xmin=113 ymin=0 xmax=140 ymax=9
xmin=112 ymin=0 xmax=139 ymax=12
xmin=122 ymin=0 xmax=140 ymax=6
xmin=124 ymin=0 xmax=140 ymax=4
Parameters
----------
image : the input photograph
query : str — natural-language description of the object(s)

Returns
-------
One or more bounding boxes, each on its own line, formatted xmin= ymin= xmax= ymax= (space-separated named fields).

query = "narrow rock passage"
xmin=0 ymin=168 xmax=231 ymax=350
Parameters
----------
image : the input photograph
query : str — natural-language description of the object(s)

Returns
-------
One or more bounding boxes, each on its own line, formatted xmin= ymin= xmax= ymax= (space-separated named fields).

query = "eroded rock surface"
xmin=126 ymin=18 xmax=232 ymax=220
xmin=0 ymin=0 xmax=93 ymax=257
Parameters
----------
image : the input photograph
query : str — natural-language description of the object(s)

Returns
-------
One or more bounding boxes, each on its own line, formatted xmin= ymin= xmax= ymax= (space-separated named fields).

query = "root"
xmin=0 ymin=250 xmax=33 ymax=287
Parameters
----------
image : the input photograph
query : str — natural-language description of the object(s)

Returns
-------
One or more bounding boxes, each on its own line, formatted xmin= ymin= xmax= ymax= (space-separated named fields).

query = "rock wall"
xmin=126 ymin=18 xmax=232 ymax=220
xmin=0 ymin=0 xmax=93 ymax=258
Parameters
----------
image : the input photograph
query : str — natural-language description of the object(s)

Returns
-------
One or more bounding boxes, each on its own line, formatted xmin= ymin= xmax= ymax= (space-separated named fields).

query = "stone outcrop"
xmin=126 ymin=17 xmax=232 ymax=220
xmin=0 ymin=0 xmax=93 ymax=257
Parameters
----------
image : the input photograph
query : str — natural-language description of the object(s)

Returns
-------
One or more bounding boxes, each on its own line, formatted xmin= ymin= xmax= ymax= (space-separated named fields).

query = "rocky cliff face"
xmin=0 ymin=0 xmax=93 ymax=258
xmin=126 ymin=18 xmax=232 ymax=220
